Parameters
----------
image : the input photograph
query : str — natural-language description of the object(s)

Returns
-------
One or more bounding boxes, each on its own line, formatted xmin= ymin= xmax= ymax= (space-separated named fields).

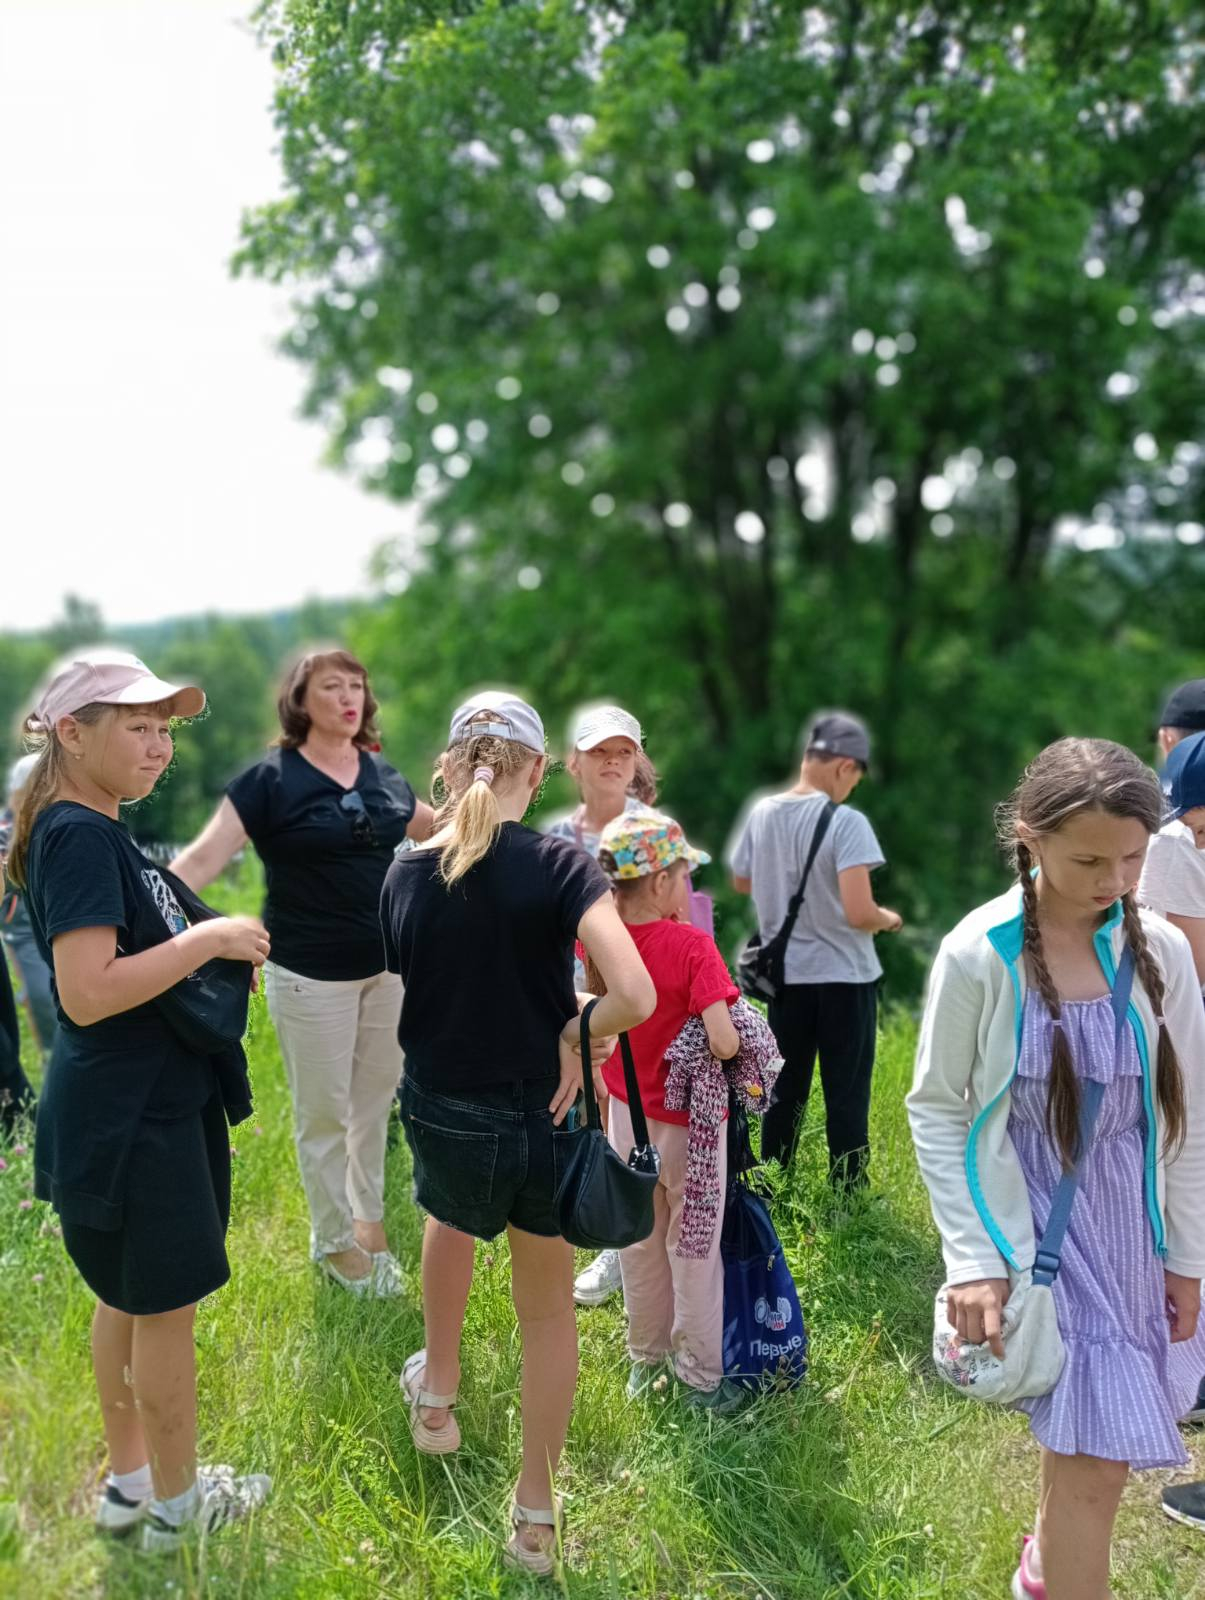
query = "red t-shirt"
xmin=601 ymin=918 xmax=739 ymax=1127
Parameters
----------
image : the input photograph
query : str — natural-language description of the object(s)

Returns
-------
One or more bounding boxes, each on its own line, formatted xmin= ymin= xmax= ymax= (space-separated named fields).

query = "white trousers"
xmin=264 ymin=963 xmax=404 ymax=1255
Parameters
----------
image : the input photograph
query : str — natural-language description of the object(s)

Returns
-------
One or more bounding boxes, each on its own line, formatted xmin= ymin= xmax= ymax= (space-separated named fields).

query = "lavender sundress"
xmin=1010 ymin=993 xmax=1205 ymax=1467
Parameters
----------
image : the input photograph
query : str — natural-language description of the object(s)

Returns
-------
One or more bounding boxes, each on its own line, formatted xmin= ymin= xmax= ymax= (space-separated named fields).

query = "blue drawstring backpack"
xmin=720 ymin=1175 xmax=807 ymax=1389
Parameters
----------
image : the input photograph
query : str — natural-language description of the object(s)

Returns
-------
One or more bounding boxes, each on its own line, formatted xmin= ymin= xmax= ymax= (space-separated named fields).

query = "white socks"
xmin=148 ymin=1480 xmax=202 ymax=1527
xmin=109 ymin=1463 xmax=153 ymax=1501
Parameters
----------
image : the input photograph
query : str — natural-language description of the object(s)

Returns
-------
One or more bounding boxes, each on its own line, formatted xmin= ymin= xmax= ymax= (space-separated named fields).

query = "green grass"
xmin=2 ymin=990 xmax=1205 ymax=1597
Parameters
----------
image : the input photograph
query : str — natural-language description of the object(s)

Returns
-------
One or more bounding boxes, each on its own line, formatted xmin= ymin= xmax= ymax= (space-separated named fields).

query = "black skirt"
xmin=60 ymin=1090 xmax=232 ymax=1315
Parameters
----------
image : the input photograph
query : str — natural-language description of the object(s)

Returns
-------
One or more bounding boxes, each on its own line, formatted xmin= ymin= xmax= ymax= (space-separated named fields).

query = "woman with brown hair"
xmin=908 ymin=738 xmax=1205 ymax=1600
xmin=173 ymin=646 xmax=432 ymax=1294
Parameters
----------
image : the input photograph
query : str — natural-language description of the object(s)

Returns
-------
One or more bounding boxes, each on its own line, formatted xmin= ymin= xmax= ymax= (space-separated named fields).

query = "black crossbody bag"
xmin=552 ymin=997 xmax=661 ymax=1250
xmin=736 ymin=799 xmax=836 ymax=1002
xmin=134 ymin=866 xmax=253 ymax=1055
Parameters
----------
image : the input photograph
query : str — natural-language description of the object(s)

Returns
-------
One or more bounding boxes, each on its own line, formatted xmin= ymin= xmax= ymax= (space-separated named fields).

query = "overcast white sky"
xmin=0 ymin=0 xmax=410 ymax=633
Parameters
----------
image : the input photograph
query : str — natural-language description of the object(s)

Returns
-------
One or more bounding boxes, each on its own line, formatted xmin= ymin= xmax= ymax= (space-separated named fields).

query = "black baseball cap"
xmin=805 ymin=710 xmax=871 ymax=768
xmin=1159 ymin=679 xmax=1205 ymax=733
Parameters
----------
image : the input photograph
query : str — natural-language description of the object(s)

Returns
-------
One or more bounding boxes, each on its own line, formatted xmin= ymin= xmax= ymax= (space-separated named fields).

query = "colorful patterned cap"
xmin=597 ymin=806 xmax=711 ymax=882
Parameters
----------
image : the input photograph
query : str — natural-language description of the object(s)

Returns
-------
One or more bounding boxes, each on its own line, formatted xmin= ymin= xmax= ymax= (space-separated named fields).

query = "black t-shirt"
xmin=25 ymin=802 xmax=218 ymax=1228
xmin=380 ymin=823 xmax=609 ymax=1091
xmin=226 ymin=747 xmax=416 ymax=981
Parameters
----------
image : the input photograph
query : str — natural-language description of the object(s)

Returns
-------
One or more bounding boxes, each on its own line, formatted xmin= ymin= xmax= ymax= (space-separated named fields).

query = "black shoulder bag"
xmin=146 ymin=867 xmax=253 ymax=1055
xmin=736 ymin=799 xmax=836 ymax=1002
xmin=552 ymin=998 xmax=661 ymax=1250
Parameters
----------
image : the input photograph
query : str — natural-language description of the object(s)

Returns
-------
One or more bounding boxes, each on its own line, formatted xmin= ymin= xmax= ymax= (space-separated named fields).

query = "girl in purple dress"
xmin=909 ymin=739 xmax=1205 ymax=1600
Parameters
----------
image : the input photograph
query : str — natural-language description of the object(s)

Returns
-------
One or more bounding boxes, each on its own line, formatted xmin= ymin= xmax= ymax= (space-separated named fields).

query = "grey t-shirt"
xmin=727 ymin=790 xmax=886 ymax=985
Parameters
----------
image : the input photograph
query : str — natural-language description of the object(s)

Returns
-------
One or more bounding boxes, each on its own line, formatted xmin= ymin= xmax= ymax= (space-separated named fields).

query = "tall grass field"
xmin=2 ymin=951 xmax=1204 ymax=1596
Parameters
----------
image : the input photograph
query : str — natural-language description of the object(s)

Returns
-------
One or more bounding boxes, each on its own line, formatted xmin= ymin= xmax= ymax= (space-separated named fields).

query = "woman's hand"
xmin=1165 ymin=1271 xmax=1201 ymax=1344
xmin=946 ymin=1278 xmax=1010 ymax=1357
xmin=209 ymin=915 xmax=271 ymax=968
xmin=549 ymin=1024 xmax=608 ymax=1126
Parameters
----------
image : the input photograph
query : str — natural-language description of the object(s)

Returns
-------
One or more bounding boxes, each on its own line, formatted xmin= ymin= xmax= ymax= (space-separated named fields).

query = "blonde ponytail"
xmin=6 ymin=704 xmax=108 ymax=889
xmin=435 ymin=733 xmax=537 ymax=886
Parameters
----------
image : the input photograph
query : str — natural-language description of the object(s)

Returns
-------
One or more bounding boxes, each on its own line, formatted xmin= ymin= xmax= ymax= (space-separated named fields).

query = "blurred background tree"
xmin=233 ymin=0 xmax=1205 ymax=981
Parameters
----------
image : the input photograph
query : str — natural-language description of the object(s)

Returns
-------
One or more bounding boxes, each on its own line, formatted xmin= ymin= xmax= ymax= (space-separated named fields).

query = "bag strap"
xmin=1031 ymin=945 xmax=1135 ymax=1287
xmin=768 ymin=799 xmax=836 ymax=950
xmin=577 ymin=997 xmax=651 ymax=1148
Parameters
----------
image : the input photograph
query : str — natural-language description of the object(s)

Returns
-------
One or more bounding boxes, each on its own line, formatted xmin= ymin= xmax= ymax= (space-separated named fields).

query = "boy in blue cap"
xmin=1139 ymin=730 xmax=1205 ymax=988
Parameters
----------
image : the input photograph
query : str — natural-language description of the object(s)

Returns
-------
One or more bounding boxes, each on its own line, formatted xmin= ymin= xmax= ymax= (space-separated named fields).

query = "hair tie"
xmin=473 ymin=766 xmax=495 ymax=786
xmin=1050 ymin=1016 xmax=1064 ymax=1032
xmin=1155 ymin=1013 xmax=1166 ymax=1028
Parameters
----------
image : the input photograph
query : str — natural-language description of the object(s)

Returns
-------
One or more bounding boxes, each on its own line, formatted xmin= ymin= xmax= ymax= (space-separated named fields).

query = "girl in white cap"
xmin=543 ymin=703 xmax=656 ymax=1306
xmin=380 ymin=690 xmax=654 ymax=1575
xmin=543 ymin=702 xmax=654 ymax=857
xmin=6 ymin=649 xmax=273 ymax=1553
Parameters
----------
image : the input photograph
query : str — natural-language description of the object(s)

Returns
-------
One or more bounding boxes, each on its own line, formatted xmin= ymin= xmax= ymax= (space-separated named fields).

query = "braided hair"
xmin=999 ymin=738 xmax=1186 ymax=1171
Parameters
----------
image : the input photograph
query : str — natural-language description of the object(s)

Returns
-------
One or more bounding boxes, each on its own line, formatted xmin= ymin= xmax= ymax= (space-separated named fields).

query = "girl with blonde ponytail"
xmin=380 ymin=691 xmax=655 ymax=1575
xmin=909 ymin=738 xmax=1205 ymax=1600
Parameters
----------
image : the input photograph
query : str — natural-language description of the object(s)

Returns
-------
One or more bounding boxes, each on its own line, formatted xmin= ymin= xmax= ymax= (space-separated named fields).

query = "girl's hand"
xmin=209 ymin=915 xmax=271 ymax=967
xmin=1165 ymin=1271 xmax=1201 ymax=1344
xmin=549 ymin=1027 xmax=608 ymax=1126
xmin=946 ymin=1278 xmax=1010 ymax=1358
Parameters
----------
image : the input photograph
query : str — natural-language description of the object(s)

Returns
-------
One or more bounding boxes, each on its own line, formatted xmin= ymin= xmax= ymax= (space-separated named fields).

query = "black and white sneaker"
xmin=138 ymin=1464 xmax=272 ymax=1554
xmin=1163 ymin=1481 xmax=1205 ymax=1531
xmin=1182 ymin=1377 xmax=1205 ymax=1426
xmin=95 ymin=1481 xmax=151 ymax=1536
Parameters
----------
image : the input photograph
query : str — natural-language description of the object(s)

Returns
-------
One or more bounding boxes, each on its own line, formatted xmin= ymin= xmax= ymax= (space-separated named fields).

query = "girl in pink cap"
xmin=7 ymin=649 xmax=273 ymax=1553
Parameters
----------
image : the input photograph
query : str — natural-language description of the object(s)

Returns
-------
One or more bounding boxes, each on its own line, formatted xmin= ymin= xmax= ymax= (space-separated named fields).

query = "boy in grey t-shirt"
xmin=727 ymin=712 xmax=901 ymax=1184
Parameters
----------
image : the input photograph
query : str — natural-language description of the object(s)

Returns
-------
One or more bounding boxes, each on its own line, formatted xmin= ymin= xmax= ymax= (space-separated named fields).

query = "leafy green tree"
xmin=236 ymin=0 xmax=1205 ymax=974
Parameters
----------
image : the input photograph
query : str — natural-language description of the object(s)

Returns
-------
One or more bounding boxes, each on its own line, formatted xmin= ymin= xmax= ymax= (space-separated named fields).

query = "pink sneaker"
xmin=1010 ymin=1535 xmax=1047 ymax=1599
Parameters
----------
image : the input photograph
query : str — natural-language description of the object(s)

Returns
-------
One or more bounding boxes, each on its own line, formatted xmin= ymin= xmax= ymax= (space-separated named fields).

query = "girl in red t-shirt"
xmin=592 ymin=808 xmax=746 ymax=1411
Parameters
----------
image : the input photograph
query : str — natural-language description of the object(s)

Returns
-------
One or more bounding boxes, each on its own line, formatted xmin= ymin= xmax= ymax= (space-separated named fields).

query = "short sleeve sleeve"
xmin=225 ymin=758 xmax=273 ymax=839
xmin=726 ymin=807 xmax=754 ymax=876
xmin=380 ymin=889 xmax=400 ymax=975
xmin=37 ymin=822 xmax=128 ymax=942
xmin=1140 ymin=831 xmax=1205 ymax=919
xmin=374 ymin=758 xmax=417 ymax=831
xmin=684 ymin=932 xmax=740 ymax=1014
xmin=546 ymin=838 xmax=610 ymax=943
xmin=833 ymin=808 xmax=885 ymax=874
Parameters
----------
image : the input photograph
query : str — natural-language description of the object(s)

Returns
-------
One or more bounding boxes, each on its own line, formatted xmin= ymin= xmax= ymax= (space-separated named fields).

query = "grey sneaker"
xmin=95 ymin=1480 xmax=151 ymax=1536
xmin=625 ymin=1361 xmax=665 ymax=1400
xmin=573 ymin=1249 xmax=623 ymax=1306
xmin=138 ymin=1465 xmax=272 ymax=1553
xmin=681 ymin=1378 xmax=748 ymax=1416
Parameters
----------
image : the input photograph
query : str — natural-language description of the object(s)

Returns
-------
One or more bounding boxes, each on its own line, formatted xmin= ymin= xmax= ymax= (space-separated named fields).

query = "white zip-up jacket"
xmin=907 ymin=886 xmax=1205 ymax=1287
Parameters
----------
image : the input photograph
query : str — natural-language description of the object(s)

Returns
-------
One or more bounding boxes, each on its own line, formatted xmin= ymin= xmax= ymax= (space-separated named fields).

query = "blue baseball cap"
xmin=1162 ymin=731 xmax=1205 ymax=820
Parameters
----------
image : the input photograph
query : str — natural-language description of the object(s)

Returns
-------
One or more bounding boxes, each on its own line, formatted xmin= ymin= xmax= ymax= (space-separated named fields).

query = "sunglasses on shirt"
xmin=339 ymin=790 xmax=378 ymax=846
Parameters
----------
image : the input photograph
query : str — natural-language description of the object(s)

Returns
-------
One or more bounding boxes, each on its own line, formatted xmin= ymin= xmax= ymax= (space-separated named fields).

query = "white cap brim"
xmin=108 ymin=676 xmax=206 ymax=718
xmin=574 ymin=709 xmax=642 ymax=750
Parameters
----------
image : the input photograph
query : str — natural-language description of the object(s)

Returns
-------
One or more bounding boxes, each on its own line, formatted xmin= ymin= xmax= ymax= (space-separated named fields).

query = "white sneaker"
xmin=95 ymin=1480 xmax=151 ymax=1536
xmin=573 ymin=1249 xmax=623 ymax=1306
xmin=138 ymin=1465 xmax=272 ymax=1553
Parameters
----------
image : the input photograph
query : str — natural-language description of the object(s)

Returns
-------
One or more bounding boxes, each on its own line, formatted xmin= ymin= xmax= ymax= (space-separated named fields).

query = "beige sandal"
xmin=502 ymin=1497 xmax=563 ymax=1577
xmin=400 ymin=1350 xmax=460 ymax=1454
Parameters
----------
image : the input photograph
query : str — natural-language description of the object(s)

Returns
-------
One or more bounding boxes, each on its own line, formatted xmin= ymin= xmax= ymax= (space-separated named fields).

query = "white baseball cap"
xmin=31 ymin=648 xmax=206 ymax=733
xmin=447 ymin=690 xmax=545 ymax=754
xmin=571 ymin=704 xmax=642 ymax=752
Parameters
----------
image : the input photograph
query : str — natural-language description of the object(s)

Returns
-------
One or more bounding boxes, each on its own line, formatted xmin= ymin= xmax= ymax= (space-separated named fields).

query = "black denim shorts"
xmin=399 ymin=1072 xmax=572 ymax=1241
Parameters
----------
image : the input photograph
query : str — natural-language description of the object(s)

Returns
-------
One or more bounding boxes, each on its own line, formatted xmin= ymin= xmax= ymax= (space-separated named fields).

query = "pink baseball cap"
xmin=30 ymin=648 xmax=206 ymax=733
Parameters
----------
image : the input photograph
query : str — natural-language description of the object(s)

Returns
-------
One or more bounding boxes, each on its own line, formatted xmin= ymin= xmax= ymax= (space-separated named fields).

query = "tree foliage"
xmin=232 ymin=1 xmax=1205 ymax=978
